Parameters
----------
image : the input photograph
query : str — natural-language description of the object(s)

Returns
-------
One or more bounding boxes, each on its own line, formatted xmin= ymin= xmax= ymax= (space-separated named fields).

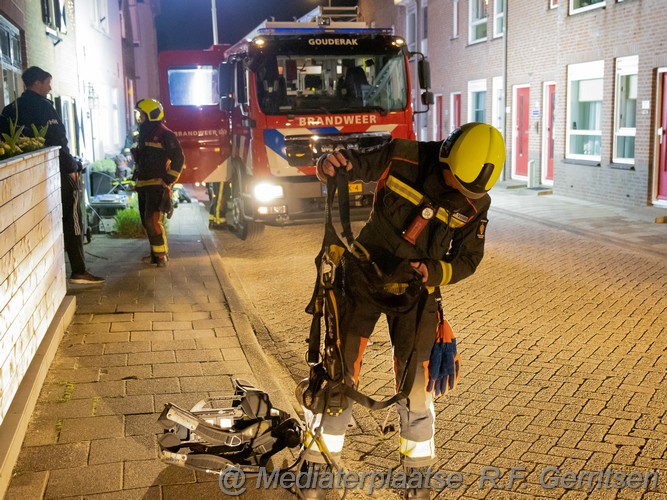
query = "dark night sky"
xmin=156 ymin=0 xmax=359 ymax=51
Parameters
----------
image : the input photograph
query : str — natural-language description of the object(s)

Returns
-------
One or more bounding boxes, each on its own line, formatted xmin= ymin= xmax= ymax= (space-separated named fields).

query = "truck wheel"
xmin=228 ymin=168 xmax=264 ymax=241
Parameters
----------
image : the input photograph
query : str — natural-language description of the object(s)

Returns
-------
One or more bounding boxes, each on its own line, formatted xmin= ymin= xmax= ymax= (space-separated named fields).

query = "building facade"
xmin=360 ymin=0 xmax=667 ymax=209
xmin=0 ymin=0 xmax=161 ymax=163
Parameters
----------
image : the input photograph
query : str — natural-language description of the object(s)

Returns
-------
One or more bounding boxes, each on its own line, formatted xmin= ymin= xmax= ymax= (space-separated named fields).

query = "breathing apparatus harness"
xmin=298 ymin=170 xmax=428 ymax=420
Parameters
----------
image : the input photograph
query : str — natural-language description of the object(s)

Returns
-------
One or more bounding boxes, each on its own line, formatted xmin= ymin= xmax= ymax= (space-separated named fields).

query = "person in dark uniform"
xmin=0 ymin=66 xmax=104 ymax=284
xmin=301 ymin=122 xmax=505 ymax=499
xmin=131 ymin=98 xmax=184 ymax=267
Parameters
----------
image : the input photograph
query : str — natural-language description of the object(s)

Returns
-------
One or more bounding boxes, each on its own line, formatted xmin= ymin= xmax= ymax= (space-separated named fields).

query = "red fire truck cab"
xmin=159 ymin=10 xmax=432 ymax=240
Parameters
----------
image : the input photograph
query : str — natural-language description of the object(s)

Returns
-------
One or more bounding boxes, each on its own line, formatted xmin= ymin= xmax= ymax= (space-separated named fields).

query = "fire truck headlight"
xmin=253 ymin=183 xmax=284 ymax=203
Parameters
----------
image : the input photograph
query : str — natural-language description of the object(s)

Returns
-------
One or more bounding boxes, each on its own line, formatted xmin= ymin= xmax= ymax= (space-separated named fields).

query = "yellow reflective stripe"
xmin=167 ymin=169 xmax=181 ymax=177
xmin=151 ymin=243 xmax=167 ymax=254
xmin=436 ymin=207 xmax=466 ymax=228
xmin=145 ymin=141 xmax=164 ymax=149
xmin=135 ymin=178 xmax=164 ymax=187
xmin=385 ymin=175 xmax=423 ymax=206
xmin=439 ymin=261 xmax=452 ymax=285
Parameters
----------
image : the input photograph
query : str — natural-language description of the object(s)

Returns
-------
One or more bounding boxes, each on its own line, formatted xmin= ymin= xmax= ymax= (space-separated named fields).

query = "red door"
xmin=515 ymin=87 xmax=530 ymax=178
xmin=546 ymin=84 xmax=556 ymax=182
xmin=452 ymin=93 xmax=461 ymax=129
xmin=659 ymin=73 xmax=667 ymax=200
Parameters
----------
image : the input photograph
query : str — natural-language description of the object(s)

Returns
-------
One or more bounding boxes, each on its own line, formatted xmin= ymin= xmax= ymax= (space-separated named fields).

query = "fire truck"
xmin=159 ymin=8 xmax=432 ymax=240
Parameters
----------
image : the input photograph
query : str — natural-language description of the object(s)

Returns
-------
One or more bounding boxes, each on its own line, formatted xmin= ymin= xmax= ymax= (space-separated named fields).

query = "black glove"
xmin=159 ymin=187 xmax=174 ymax=219
xmin=410 ymin=259 xmax=445 ymax=286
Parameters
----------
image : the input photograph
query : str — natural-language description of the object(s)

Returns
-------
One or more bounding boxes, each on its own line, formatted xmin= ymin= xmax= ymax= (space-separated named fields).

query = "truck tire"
xmin=228 ymin=165 xmax=264 ymax=241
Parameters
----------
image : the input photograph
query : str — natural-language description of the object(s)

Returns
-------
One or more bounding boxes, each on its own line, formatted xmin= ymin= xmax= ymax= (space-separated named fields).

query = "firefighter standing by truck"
xmin=132 ymin=98 xmax=185 ymax=267
xmin=301 ymin=123 xmax=505 ymax=499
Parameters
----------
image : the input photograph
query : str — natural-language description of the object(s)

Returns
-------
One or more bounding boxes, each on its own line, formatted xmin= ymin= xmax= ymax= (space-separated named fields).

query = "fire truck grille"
xmin=284 ymin=132 xmax=392 ymax=167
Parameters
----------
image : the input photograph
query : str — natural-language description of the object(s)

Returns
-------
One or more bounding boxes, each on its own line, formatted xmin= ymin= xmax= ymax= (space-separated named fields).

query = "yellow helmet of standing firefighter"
xmin=135 ymin=98 xmax=164 ymax=123
xmin=439 ymin=122 xmax=505 ymax=197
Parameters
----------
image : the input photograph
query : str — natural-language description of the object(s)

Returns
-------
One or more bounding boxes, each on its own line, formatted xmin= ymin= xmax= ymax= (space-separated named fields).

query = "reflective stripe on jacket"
xmin=345 ymin=139 xmax=490 ymax=285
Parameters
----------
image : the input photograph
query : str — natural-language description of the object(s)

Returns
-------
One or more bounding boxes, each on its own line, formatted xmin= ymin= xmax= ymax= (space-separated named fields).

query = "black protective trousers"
xmin=303 ymin=289 xmax=440 ymax=467
xmin=60 ymin=172 xmax=86 ymax=275
xmin=137 ymin=186 xmax=168 ymax=257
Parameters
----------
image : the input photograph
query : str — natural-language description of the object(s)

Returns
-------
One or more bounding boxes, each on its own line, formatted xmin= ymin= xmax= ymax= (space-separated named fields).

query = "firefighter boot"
xmin=295 ymin=461 xmax=331 ymax=500
xmin=404 ymin=466 xmax=432 ymax=499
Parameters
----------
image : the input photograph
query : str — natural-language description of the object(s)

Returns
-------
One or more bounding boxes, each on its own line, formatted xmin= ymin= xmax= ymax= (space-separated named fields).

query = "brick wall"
xmin=0 ymin=148 xmax=67 ymax=425
xmin=360 ymin=0 xmax=667 ymax=208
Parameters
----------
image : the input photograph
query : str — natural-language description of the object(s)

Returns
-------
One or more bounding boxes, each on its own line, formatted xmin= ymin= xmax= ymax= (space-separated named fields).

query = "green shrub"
xmin=90 ymin=158 xmax=116 ymax=174
xmin=113 ymin=207 xmax=145 ymax=238
xmin=112 ymin=203 xmax=170 ymax=238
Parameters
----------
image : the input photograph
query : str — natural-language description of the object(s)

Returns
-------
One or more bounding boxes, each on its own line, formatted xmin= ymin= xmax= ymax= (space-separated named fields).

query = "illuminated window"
xmin=566 ymin=60 xmax=604 ymax=160
xmin=168 ymin=67 xmax=219 ymax=106
xmin=613 ymin=56 xmax=638 ymax=164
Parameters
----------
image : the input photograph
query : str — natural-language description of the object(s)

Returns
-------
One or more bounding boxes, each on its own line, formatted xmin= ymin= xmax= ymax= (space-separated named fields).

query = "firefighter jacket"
xmin=0 ymin=90 xmax=78 ymax=174
xmin=133 ymin=121 xmax=184 ymax=188
xmin=345 ymin=138 xmax=490 ymax=286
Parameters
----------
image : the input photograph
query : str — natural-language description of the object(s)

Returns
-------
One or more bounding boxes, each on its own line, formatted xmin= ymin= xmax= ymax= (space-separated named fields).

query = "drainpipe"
xmin=501 ymin=0 xmax=508 ymax=181
xmin=211 ymin=0 xmax=219 ymax=45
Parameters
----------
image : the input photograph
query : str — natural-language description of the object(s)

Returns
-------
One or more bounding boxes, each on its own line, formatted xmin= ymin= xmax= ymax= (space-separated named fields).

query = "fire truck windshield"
xmin=254 ymin=52 xmax=407 ymax=115
xmin=167 ymin=66 xmax=219 ymax=106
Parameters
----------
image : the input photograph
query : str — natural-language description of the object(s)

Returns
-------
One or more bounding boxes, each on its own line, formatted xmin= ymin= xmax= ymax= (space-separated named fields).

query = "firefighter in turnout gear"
xmin=132 ymin=98 xmax=185 ymax=267
xmin=303 ymin=123 xmax=505 ymax=499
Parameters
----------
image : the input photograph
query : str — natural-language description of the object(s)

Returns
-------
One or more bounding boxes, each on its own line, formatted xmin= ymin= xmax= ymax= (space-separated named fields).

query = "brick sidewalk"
xmin=4 ymin=201 xmax=295 ymax=499
xmin=4 ymin=186 xmax=666 ymax=499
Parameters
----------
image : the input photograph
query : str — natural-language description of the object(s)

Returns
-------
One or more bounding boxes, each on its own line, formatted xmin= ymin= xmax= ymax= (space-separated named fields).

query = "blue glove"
xmin=427 ymin=320 xmax=461 ymax=396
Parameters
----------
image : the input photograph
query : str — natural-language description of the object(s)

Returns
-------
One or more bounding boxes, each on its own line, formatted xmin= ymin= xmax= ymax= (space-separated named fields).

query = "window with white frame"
xmin=452 ymin=0 xmax=459 ymax=38
xmin=570 ymin=0 xmax=605 ymax=15
xmin=566 ymin=60 xmax=604 ymax=160
xmin=41 ymin=0 xmax=68 ymax=33
xmin=0 ymin=17 xmax=22 ymax=108
xmin=406 ymin=4 xmax=417 ymax=53
xmin=468 ymin=79 xmax=487 ymax=122
xmin=550 ymin=0 xmax=558 ymax=8
xmin=494 ymin=0 xmax=504 ymax=38
xmin=469 ymin=0 xmax=487 ymax=44
xmin=93 ymin=0 xmax=110 ymax=34
xmin=613 ymin=55 xmax=638 ymax=164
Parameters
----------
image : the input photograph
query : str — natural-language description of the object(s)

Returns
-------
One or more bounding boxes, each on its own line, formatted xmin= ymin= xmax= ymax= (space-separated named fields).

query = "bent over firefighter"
xmin=298 ymin=122 xmax=506 ymax=499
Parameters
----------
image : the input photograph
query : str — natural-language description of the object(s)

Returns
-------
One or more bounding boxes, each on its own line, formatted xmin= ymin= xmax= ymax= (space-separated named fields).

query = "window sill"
xmin=563 ymin=158 xmax=601 ymax=167
xmin=609 ymin=162 xmax=635 ymax=171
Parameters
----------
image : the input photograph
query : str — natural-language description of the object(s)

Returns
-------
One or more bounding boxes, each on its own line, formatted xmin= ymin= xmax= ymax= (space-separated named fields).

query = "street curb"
xmin=0 ymin=295 xmax=76 ymax=499
xmin=194 ymin=205 xmax=302 ymax=419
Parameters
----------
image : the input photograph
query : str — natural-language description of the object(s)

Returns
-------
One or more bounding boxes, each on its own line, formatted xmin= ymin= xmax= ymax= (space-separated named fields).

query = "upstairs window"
xmin=93 ymin=0 xmax=110 ymax=34
xmin=452 ymin=0 xmax=459 ymax=38
xmin=550 ymin=0 xmax=559 ymax=8
xmin=494 ymin=0 xmax=504 ymax=38
xmin=469 ymin=0 xmax=487 ymax=44
xmin=566 ymin=60 xmax=604 ymax=161
xmin=613 ymin=56 xmax=638 ymax=165
xmin=41 ymin=0 xmax=68 ymax=34
xmin=570 ymin=0 xmax=605 ymax=15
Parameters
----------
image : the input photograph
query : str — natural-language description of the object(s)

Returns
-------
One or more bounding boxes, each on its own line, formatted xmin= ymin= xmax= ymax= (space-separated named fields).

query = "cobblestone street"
xmin=213 ymin=203 xmax=667 ymax=499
